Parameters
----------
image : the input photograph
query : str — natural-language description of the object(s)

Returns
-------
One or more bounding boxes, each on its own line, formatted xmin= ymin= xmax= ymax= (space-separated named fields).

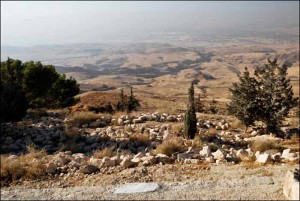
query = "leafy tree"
xmin=126 ymin=86 xmax=140 ymax=113
xmin=254 ymin=59 xmax=298 ymax=132
xmin=228 ymin=59 xmax=298 ymax=133
xmin=0 ymin=58 xmax=80 ymax=122
xmin=22 ymin=61 xmax=59 ymax=108
xmin=195 ymin=93 xmax=204 ymax=112
xmin=184 ymin=82 xmax=197 ymax=139
xmin=48 ymin=74 xmax=80 ymax=108
xmin=0 ymin=58 xmax=27 ymax=122
xmin=228 ymin=67 xmax=259 ymax=132
xmin=116 ymin=87 xmax=126 ymax=112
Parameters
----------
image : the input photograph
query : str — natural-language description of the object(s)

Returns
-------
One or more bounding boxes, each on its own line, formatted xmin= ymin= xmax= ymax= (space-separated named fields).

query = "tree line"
xmin=184 ymin=59 xmax=298 ymax=139
xmin=0 ymin=58 xmax=80 ymax=122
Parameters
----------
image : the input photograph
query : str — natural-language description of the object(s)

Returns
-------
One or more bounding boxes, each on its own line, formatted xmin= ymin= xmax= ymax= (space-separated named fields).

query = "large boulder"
xmin=283 ymin=169 xmax=300 ymax=200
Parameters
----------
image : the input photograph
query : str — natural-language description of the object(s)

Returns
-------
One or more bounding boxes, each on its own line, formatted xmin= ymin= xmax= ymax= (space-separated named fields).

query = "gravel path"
xmin=2 ymin=164 xmax=296 ymax=200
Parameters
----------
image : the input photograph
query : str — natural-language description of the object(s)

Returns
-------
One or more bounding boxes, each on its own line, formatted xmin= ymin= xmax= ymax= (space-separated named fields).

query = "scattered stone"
xmin=114 ymin=182 xmax=160 ymax=194
xmin=79 ymin=165 xmax=99 ymax=174
xmin=256 ymin=153 xmax=272 ymax=164
xmin=283 ymin=169 xmax=300 ymax=200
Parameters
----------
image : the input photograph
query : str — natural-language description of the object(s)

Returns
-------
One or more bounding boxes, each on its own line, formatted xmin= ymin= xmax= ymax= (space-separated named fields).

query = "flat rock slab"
xmin=114 ymin=182 xmax=160 ymax=194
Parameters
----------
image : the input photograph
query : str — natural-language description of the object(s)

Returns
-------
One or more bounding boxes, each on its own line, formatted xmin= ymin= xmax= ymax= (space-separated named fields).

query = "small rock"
xmin=79 ymin=165 xmax=99 ymax=174
xmin=256 ymin=153 xmax=272 ymax=164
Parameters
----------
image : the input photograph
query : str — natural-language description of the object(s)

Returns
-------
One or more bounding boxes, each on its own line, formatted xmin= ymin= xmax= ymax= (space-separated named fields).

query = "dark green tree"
xmin=0 ymin=58 xmax=27 ymax=122
xmin=126 ymin=86 xmax=140 ymax=113
xmin=228 ymin=67 xmax=259 ymax=132
xmin=195 ymin=93 xmax=204 ymax=112
xmin=184 ymin=82 xmax=197 ymax=139
xmin=254 ymin=59 xmax=298 ymax=132
xmin=116 ymin=87 xmax=126 ymax=112
xmin=48 ymin=74 xmax=80 ymax=108
xmin=228 ymin=59 xmax=298 ymax=133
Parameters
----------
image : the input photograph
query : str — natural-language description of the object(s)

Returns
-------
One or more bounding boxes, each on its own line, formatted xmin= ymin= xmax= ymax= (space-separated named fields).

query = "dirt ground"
xmin=1 ymin=163 xmax=298 ymax=200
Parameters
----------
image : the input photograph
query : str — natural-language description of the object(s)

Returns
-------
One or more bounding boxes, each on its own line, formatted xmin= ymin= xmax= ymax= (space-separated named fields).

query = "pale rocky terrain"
xmin=1 ymin=110 xmax=299 ymax=200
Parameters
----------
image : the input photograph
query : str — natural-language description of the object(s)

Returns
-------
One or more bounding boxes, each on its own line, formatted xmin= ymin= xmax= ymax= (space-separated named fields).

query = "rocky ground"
xmin=1 ymin=164 xmax=298 ymax=200
xmin=1 ymin=110 xmax=299 ymax=200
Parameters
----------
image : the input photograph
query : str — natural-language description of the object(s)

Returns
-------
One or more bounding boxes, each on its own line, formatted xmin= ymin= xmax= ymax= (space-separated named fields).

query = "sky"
xmin=1 ymin=1 xmax=299 ymax=46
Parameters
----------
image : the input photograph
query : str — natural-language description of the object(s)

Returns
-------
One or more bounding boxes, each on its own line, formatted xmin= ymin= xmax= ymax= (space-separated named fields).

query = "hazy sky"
xmin=1 ymin=1 xmax=299 ymax=46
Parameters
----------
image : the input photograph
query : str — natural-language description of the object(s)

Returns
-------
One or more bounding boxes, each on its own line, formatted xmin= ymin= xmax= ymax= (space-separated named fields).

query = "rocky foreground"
xmin=1 ymin=111 xmax=299 ymax=200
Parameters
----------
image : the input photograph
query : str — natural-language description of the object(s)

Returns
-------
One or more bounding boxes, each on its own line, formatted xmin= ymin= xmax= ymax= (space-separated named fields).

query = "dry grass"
xmin=155 ymin=137 xmax=185 ymax=156
xmin=280 ymin=139 xmax=300 ymax=152
xmin=129 ymin=133 xmax=151 ymax=147
xmin=0 ymin=146 xmax=49 ymax=187
xmin=27 ymin=108 xmax=48 ymax=118
xmin=93 ymin=147 xmax=116 ymax=159
xmin=208 ymin=128 xmax=218 ymax=135
xmin=67 ymin=111 xmax=102 ymax=127
xmin=64 ymin=125 xmax=80 ymax=139
xmin=230 ymin=119 xmax=245 ymax=131
xmin=250 ymin=140 xmax=284 ymax=153
xmin=58 ymin=141 xmax=79 ymax=153
xmin=169 ymin=122 xmax=184 ymax=136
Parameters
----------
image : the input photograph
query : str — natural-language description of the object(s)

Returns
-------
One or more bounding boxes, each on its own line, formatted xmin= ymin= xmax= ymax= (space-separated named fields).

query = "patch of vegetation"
xmin=155 ymin=138 xmax=185 ymax=156
xmin=228 ymin=59 xmax=298 ymax=133
xmin=0 ymin=58 xmax=80 ymax=122
xmin=67 ymin=111 xmax=102 ymax=127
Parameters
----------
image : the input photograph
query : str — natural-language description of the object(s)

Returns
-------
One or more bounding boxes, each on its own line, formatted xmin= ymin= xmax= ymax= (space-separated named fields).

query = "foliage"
xmin=116 ymin=88 xmax=126 ymax=112
xmin=228 ymin=59 xmax=298 ymax=133
xmin=0 ymin=58 xmax=28 ymax=122
xmin=116 ymin=86 xmax=140 ymax=113
xmin=127 ymin=86 xmax=140 ymax=113
xmin=0 ymin=58 xmax=80 ymax=122
xmin=228 ymin=67 xmax=258 ymax=131
xmin=184 ymin=82 xmax=197 ymax=139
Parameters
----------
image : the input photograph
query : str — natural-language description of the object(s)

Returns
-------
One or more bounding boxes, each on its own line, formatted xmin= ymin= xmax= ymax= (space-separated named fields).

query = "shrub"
xmin=27 ymin=108 xmax=48 ymax=119
xmin=208 ymin=128 xmax=218 ymax=135
xmin=67 ymin=111 xmax=102 ymax=127
xmin=93 ymin=147 xmax=115 ymax=159
xmin=155 ymin=138 xmax=185 ymax=156
xmin=250 ymin=140 xmax=284 ymax=153
xmin=1 ymin=146 xmax=48 ymax=186
xmin=129 ymin=133 xmax=151 ymax=147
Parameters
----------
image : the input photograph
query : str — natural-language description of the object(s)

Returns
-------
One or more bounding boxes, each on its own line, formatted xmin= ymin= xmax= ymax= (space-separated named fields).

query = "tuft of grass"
xmin=58 ymin=141 xmax=79 ymax=153
xmin=155 ymin=138 xmax=185 ymax=156
xmin=208 ymin=128 xmax=218 ymax=135
xmin=250 ymin=140 xmax=284 ymax=153
xmin=27 ymin=108 xmax=48 ymax=118
xmin=93 ymin=147 xmax=116 ymax=159
xmin=1 ymin=146 xmax=49 ymax=186
xmin=67 ymin=111 xmax=102 ymax=127
xmin=25 ymin=144 xmax=47 ymax=159
xmin=170 ymin=122 xmax=183 ymax=135
xmin=230 ymin=119 xmax=244 ymax=131
xmin=129 ymin=133 xmax=151 ymax=147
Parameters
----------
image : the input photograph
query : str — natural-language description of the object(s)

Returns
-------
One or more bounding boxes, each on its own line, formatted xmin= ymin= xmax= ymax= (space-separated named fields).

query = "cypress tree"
xmin=184 ymin=82 xmax=197 ymax=139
